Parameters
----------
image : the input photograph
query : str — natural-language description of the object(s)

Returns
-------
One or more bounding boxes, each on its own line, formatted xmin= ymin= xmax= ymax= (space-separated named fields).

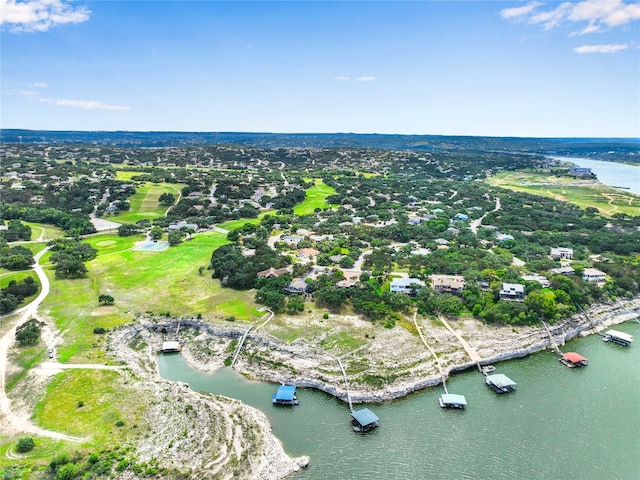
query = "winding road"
xmin=0 ymin=248 xmax=86 ymax=442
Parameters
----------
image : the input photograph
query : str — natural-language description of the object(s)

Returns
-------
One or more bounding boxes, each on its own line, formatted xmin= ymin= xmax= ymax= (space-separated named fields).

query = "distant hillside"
xmin=1 ymin=129 xmax=638 ymax=163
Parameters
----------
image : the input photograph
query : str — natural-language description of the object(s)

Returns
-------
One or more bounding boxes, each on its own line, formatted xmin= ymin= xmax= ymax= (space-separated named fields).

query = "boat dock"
xmin=273 ymin=385 xmax=299 ymax=406
xmin=439 ymin=393 xmax=467 ymax=409
xmin=485 ymin=373 xmax=517 ymax=394
xmin=160 ymin=340 xmax=181 ymax=353
xmin=602 ymin=329 xmax=633 ymax=347
xmin=559 ymin=352 xmax=588 ymax=367
xmin=351 ymin=408 xmax=380 ymax=433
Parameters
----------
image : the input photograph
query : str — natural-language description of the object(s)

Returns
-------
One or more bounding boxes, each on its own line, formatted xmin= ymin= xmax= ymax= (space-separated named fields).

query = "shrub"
xmin=16 ymin=436 xmax=35 ymax=453
xmin=93 ymin=326 xmax=106 ymax=334
xmin=322 ymin=312 xmax=329 ymax=319
xmin=115 ymin=420 xmax=125 ymax=427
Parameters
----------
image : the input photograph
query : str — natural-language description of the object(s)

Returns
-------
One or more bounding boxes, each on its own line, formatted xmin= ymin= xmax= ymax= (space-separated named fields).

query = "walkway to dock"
xmin=540 ymin=319 xmax=562 ymax=356
xmin=230 ymin=326 xmax=253 ymax=368
xmin=438 ymin=314 xmax=482 ymax=363
xmin=230 ymin=308 xmax=274 ymax=368
xmin=414 ymin=312 xmax=448 ymax=394
xmin=335 ymin=356 xmax=354 ymax=412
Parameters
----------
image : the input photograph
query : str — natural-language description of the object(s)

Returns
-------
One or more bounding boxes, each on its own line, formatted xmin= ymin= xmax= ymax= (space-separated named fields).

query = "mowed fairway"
xmin=487 ymin=171 xmax=640 ymax=216
xmin=293 ymin=179 xmax=337 ymax=215
xmin=108 ymin=182 xmax=184 ymax=223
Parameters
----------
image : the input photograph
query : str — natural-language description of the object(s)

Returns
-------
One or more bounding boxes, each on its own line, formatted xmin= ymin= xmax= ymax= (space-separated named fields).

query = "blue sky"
xmin=1 ymin=0 xmax=639 ymax=137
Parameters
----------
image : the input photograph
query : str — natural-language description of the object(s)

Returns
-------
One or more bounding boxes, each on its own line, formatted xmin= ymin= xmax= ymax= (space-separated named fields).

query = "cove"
xmin=158 ymin=321 xmax=640 ymax=480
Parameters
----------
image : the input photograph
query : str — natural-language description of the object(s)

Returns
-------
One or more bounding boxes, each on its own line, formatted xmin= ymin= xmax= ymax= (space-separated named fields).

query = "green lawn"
xmin=108 ymin=182 xmax=184 ymax=224
xmin=293 ymin=179 xmax=337 ymax=215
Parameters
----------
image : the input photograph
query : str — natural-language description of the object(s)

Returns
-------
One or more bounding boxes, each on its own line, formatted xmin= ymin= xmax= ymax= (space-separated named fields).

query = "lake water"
xmin=549 ymin=156 xmax=640 ymax=195
xmin=157 ymin=321 xmax=640 ymax=480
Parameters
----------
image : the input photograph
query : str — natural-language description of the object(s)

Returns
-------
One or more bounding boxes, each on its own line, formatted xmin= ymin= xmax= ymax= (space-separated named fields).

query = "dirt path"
xmin=0 ymin=248 xmax=85 ymax=442
xmin=414 ymin=311 xmax=448 ymax=393
xmin=470 ymin=196 xmax=501 ymax=234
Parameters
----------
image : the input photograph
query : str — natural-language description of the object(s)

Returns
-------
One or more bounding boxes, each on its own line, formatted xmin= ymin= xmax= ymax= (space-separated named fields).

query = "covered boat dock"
xmin=603 ymin=329 xmax=633 ymax=347
xmin=272 ymin=385 xmax=299 ymax=406
xmin=560 ymin=352 xmax=588 ymax=367
xmin=160 ymin=341 xmax=181 ymax=353
xmin=351 ymin=408 xmax=379 ymax=433
xmin=485 ymin=373 xmax=517 ymax=394
xmin=439 ymin=393 xmax=467 ymax=409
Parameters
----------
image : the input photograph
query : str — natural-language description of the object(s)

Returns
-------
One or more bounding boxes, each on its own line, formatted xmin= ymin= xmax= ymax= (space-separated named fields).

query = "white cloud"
xmin=501 ymin=0 xmax=640 ymax=32
xmin=574 ymin=43 xmax=629 ymax=53
xmin=500 ymin=2 xmax=543 ymax=19
xmin=356 ymin=76 xmax=376 ymax=82
xmin=39 ymin=98 xmax=131 ymax=110
xmin=30 ymin=82 xmax=47 ymax=88
xmin=333 ymin=76 xmax=351 ymax=81
xmin=0 ymin=0 xmax=90 ymax=32
xmin=570 ymin=23 xmax=604 ymax=35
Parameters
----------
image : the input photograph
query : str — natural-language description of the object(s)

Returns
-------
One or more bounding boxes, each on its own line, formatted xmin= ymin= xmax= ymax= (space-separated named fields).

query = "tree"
xmin=52 ymin=253 xmax=88 ymax=279
xmin=158 ymin=192 xmax=175 ymax=206
xmin=168 ymin=230 xmax=185 ymax=246
xmin=286 ymin=295 xmax=305 ymax=314
xmin=15 ymin=319 xmax=42 ymax=346
xmin=16 ymin=437 xmax=35 ymax=453
xmin=149 ymin=226 xmax=164 ymax=240
xmin=98 ymin=294 xmax=114 ymax=305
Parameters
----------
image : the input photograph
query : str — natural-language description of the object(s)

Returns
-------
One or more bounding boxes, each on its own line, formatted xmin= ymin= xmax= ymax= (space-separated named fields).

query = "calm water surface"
xmin=157 ymin=321 xmax=640 ymax=480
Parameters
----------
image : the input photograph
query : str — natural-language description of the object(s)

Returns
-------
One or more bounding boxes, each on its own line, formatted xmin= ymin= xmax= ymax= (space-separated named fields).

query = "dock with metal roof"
xmin=485 ymin=373 xmax=517 ymax=394
xmin=560 ymin=352 xmax=588 ymax=367
xmin=351 ymin=408 xmax=380 ymax=433
xmin=272 ymin=385 xmax=299 ymax=406
xmin=603 ymin=329 xmax=633 ymax=347
xmin=439 ymin=393 xmax=468 ymax=409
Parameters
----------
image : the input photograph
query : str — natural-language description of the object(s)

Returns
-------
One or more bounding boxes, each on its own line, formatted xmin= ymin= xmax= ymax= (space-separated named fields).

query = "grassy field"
xmin=41 ymin=230 xmax=269 ymax=362
xmin=24 ymin=222 xmax=66 ymax=242
xmin=487 ymin=171 xmax=640 ymax=216
xmin=33 ymin=369 xmax=144 ymax=445
xmin=108 ymin=182 xmax=184 ymax=224
xmin=293 ymin=179 xmax=337 ymax=216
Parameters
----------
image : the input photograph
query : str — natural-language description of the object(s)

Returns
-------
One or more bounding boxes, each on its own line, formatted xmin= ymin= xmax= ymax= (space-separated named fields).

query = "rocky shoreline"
xmin=108 ymin=297 xmax=638 ymax=478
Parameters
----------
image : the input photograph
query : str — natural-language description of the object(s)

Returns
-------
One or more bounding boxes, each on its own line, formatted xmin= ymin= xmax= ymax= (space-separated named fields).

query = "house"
xmin=499 ymin=283 xmax=525 ymax=301
xmin=430 ymin=275 xmax=466 ymax=295
xmin=390 ymin=277 xmax=425 ymax=294
xmin=282 ymin=235 xmax=303 ymax=246
xmin=550 ymin=266 xmax=575 ymax=276
xmin=285 ymin=278 xmax=308 ymax=294
xmin=298 ymin=248 xmax=320 ymax=260
xmin=550 ymin=247 xmax=574 ymax=260
xmin=168 ymin=222 xmax=198 ymax=231
xmin=521 ymin=274 xmax=550 ymax=288
xmin=257 ymin=266 xmax=291 ymax=279
xmin=454 ymin=213 xmax=468 ymax=222
xmin=569 ymin=167 xmax=592 ymax=177
xmin=582 ymin=268 xmax=606 ymax=283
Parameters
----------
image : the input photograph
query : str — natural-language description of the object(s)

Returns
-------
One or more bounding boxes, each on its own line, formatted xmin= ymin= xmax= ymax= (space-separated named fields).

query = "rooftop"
xmin=486 ymin=373 xmax=517 ymax=388
xmin=274 ymin=385 xmax=297 ymax=401
xmin=440 ymin=393 xmax=467 ymax=406
xmin=562 ymin=352 xmax=588 ymax=363
xmin=351 ymin=408 xmax=379 ymax=426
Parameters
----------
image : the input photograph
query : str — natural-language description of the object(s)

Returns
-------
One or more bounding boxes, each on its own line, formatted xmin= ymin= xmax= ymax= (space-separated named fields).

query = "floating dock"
xmin=439 ymin=393 xmax=467 ymax=409
xmin=559 ymin=352 xmax=588 ymax=367
xmin=485 ymin=373 xmax=517 ymax=394
xmin=602 ymin=329 xmax=633 ymax=347
xmin=351 ymin=408 xmax=379 ymax=433
xmin=272 ymin=385 xmax=299 ymax=406
xmin=160 ymin=341 xmax=181 ymax=353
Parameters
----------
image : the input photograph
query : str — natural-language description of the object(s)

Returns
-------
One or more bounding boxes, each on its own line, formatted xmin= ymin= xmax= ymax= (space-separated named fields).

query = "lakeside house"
xmin=430 ymin=274 xmax=466 ymax=295
xmin=285 ymin=278 xmax=308 ymax=294
xmin=550 ymin=247 xmax=574 ymax=260
xmin=582 ymin=268 xmax=606 ymax=283
xmin=499 ymin=283 xmax=525 ymax=302
xmin=550 ymin=266 xmax=575 ymax=276
xmin=390 ymin=277 xmax=425 ymax=294
xmin=569 ymin=166 xmax=592 ymax=177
